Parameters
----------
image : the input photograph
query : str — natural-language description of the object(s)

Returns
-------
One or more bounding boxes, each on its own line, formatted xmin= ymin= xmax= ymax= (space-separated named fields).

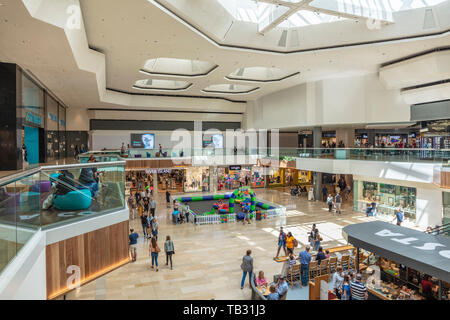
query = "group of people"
xmin=290 ymin=185 xmax=308 ymax=197
xmin=128 ymin=194 xmax=176 ymax=271
xmin=129 ymin=229 xmax=175 ymax=271
xmin=240 ymin=250 xmax=289 ymax=300
xmin=276 ymin=242 xmax=369 ymax=300
xmin=171 ymin=199 xmax=190 ymax=224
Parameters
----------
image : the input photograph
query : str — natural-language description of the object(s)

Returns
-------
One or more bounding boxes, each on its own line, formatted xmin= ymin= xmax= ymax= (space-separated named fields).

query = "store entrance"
xmin=157 ymin=169 xmax=184 ymax=193
xmin=23 ymin=126 xmax=39 ymax=165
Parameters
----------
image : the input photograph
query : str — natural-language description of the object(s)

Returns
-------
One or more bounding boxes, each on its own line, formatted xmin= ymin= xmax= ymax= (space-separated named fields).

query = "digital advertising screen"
xmin=202 ymin=133 xmax=223 ymax=148
xmin=130 ymin=133 xmax=155 ymax=149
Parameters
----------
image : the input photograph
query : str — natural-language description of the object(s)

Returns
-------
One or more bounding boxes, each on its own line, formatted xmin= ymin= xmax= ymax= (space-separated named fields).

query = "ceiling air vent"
xmin=289 ymin=30 xmax=300 ymax=48
xmin=423 ymin=9 xmax=436 ymax=29
xmin=278 ymin=30 xmax=288 ymax=47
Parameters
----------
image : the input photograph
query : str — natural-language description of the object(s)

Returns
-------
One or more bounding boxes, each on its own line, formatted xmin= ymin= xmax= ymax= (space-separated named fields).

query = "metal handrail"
xmin=0 ymin=161 xmax=125 ymax=187
xmin=425 ymin=223 xmax=450 ymax=235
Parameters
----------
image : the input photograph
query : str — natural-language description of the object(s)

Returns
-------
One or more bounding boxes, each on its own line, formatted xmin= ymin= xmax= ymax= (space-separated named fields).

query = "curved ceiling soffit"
xmin=20 ymin=0 xmax=248 ymax=108
xmin=150 ymin=0 xmax=450 ymax=55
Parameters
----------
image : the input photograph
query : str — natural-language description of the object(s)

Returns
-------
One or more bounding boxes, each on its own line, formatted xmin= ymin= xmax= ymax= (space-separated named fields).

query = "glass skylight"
xmin=226 ymin=67 xmax=300 ymax=82
xmin=133 ymin=79 xmax=192 ymax=91
xmin=202 ymin=84 xmax=260 ymax=94
xmin=141 ymin=58 xmax=217 ymax=77
xmin=217 ymin=0 xmax=447 ymax=31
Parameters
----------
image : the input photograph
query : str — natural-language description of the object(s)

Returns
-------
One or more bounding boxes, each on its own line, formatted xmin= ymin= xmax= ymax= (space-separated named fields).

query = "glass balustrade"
xmin=123 ymin=147 xmax=450 ymax=163
xmin=0 ymin=160 xmax=126 ymax=274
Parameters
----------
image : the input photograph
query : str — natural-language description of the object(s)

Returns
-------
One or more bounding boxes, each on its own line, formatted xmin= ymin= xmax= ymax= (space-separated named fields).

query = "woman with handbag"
xmin=149 ymin=237 xmax=161 ymax=271
xmin=313 ymin=228 xmax=322 ymax=251
xmin=164 ymin=235 xmax=175 ymax=270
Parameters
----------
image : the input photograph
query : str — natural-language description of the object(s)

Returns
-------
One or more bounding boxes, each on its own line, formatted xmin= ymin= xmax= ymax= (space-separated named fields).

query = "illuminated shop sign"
xmin=229 ymin=165 xmax=241 ymax=171
xmin=25 ymin=111 xmax=42 ymax=126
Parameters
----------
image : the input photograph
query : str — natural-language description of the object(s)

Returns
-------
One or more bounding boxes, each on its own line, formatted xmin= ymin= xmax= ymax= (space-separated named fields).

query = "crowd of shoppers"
xmin=127 ymin=193 xmax=175 ymax=272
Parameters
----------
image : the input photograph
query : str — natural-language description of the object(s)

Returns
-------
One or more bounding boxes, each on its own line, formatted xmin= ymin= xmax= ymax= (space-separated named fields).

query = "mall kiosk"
xmin=343 ymin=221 xmax=450 ymax=300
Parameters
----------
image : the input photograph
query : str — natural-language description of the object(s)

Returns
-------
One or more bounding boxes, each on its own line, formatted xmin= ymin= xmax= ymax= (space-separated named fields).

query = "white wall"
xmin=296 ymin=158 xmax=435 ymax=184
xmin=89 ymin=109 xmax=243 ymax=123
xmin=247 ymin=73 xmax=411 ymax=130
xmin=66 ymin=107 xmax=89 ymax=131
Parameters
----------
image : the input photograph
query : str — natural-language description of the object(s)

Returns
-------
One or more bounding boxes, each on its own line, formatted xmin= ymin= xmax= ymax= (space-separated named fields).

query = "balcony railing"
xmin=103 ymin=147 xmax=450 ymax=164
xmin=0 ymin=160 xmax=125 ymax=274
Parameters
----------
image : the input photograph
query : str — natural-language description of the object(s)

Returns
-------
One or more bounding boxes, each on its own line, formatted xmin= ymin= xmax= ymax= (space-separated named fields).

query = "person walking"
xmin=298 ymin=246 xmax=311 ymax=287
xmin=149 ymin=237 xmax=160 ymax=271
xmin=275 ymin=227 xmax=287 ymax=258
xmin=149 ymin=197 xmax=156 ymax=217
xmin=322 ymin=186 xmax=328 ymax=202
xmin=327 ymin=194 xmax=333 ymax=212
xmin=151 ymin=216 xmax=159 ymax=241
xmin=393 ymin=208 xmax=404 ymax=226
xmin=141 ymin=213 xmax=149 ymax=239
xmin=309 ymin=224 xmax=316 ymax=247
xmin=334 ymin=192 xmax=342 ymax=214
xmin=350 ymin=273 xmax=368 ymax=300
xmin=312 ymin=228 xmax=321 ymax=251
xmin=286 ymin=232 xmax=295 ymax=255
xmin=128 ymin=194 xmax=136 ymax=220
xmin=166 ymin=190 xmax=171 ymax=208
xmin=240 ymin=249 xmax=253 ymax=289
xmin=341 ymin=275 xmax=351 ymax=300
xmin=164 ymin=235 xmax=175 ymax=270
xmin=129 ymin=228 xmax=139 ymax=262
xmin=331 ymin=267 xmax=344 ymax=299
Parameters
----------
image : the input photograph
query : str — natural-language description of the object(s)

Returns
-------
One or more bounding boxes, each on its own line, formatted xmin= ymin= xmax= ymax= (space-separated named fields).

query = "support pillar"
xmin=312 ymin=127 xmax=322 ymax=201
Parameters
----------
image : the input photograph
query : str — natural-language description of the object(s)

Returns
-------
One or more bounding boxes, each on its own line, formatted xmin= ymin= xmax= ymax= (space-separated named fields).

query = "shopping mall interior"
xmin=0 ymin=0 xmax=449 ymax=304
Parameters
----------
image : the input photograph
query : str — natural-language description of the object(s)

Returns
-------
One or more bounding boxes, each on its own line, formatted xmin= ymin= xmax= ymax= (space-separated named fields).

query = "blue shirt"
xmin=129 ymin=233 xmax=138 ymax=245
xmin=172 ymin=210 xmax=179 ymax=216
xmin=299 ymin=250 xmax=311 ymax=265
xmin=277 ymin=281 xmax=288 ymax=297
xmin=396 ymin=211 xmax=403 ymax=222
xmin=266 ymin=292 xmax=280 ymax=300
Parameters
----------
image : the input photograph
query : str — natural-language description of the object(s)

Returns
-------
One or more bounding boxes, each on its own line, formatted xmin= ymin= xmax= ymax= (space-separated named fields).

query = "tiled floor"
xmin=65 ymin=188 xmax=381 ymax=300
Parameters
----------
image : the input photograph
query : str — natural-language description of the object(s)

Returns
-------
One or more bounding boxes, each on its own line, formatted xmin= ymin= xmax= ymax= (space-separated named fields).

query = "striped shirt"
xmin=350 ymin=280 xmax=367 ymax=300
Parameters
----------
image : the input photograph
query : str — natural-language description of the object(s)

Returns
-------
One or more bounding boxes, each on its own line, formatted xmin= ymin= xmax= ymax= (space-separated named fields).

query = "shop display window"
xmin=185 ymin=167 xmax=209 ymax=192
xmin=355 ymin=180 xmax=416 ymax=220
xmin=157 ymin=169 xmax=184 ymax=192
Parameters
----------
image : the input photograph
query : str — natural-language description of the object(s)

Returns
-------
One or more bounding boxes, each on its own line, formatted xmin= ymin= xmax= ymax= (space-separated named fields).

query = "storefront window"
xmin=21 ymin=74 xmax=44 ymax=165
xmin=58 ymin=104 xmax=66 ymax=158
xmin=355 ymin=180 xmax=416 ymax=221
xmin=46 ymin=94 xmax=59 ymax=160
xmin=267 ymin=168 xmax=283 ymax=185
xmin=185 ymin=167 xmax=209 ymax=192
xmin=251 ymin=166 xmax=265 ymax=188
xmin=298 ymin=170 xmax=311 ymax=184
xmin=157 ymin=169 xmax=184 ymax=192
xmin=22 ymin=74 xmax=44 ymax=127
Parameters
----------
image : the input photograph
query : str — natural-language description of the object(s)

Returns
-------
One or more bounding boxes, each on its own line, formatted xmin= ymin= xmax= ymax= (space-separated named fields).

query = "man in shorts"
xmin=334 ymin=192 xmax=342 ymax=214
xmin=275 ymin=227 xmax=287 ymax=259
xmin=129 ymin=229 xmax=139 ymax=262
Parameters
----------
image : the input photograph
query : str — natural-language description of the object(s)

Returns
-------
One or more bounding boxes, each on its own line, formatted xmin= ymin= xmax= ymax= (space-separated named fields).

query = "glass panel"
xmin=0 ymin=173 xmax=40 ymax=274
xmin=58 ymin=105 xmax=66 ymax=159
xmin=0 ymin=181 xmax=17 ymax=273
xmin=40 ymin=163 xmax=125 ymax=228
xmin=22 ymin=74 xmax=44 ymax=128
xmin=46 ymin=94 xmax=59 ymax=161
xmin=443 ymin=192 xmax=450 ymax=228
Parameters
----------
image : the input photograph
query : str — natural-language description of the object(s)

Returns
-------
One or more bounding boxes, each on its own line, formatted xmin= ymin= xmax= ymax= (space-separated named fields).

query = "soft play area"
xmin=177 ymin=187 xmax=283 ymax=223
